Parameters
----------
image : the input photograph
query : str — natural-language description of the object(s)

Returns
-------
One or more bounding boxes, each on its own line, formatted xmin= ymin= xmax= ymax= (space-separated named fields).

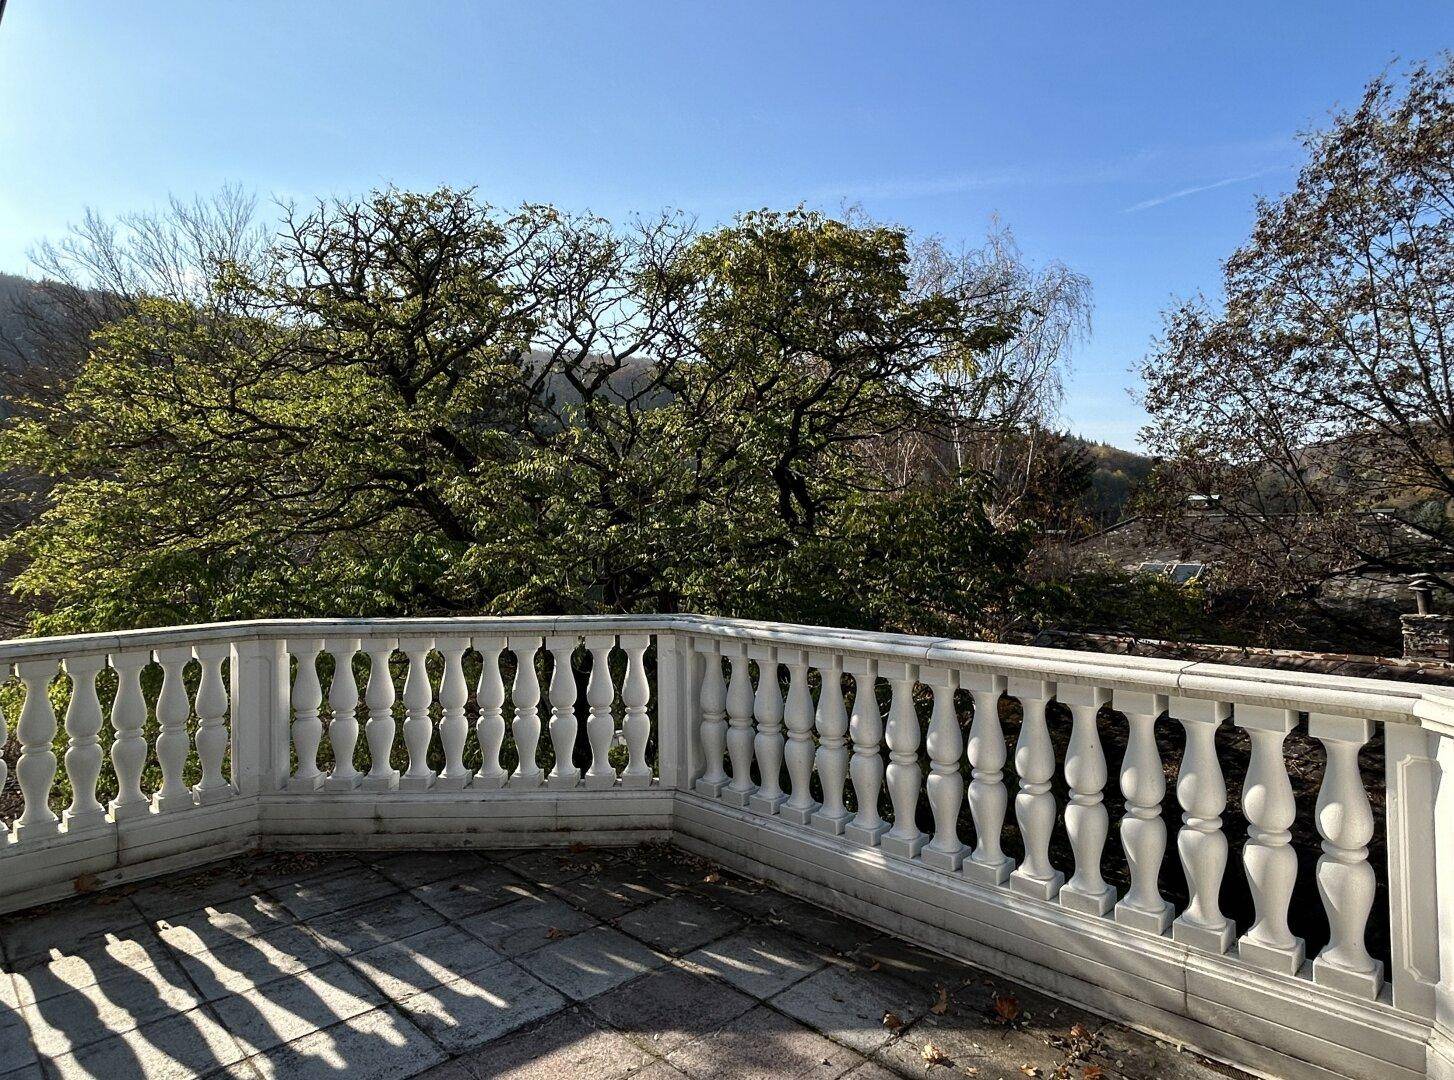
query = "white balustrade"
xmin=620 ymin=634 xmax=653 ymax=789
xmin=323 ymin=637 xmax=362 ymax=790
xmin=1170 ymin=696 xmax=1234 ymax=954
xmin=694 ymin=638 xmax=728 ymax=797
xmin=435 ymin=637 xmax=472 ymax=790
xmin=14 ymin=659 xmax=60 ymax=839
xmin=880 ymin=661 xmax=924 ymax=859
xmin=779 ymin=649 xmax=816 ymax=824
xmin=809 ymin=651 xmax=850 ymax=835
xmin=1111 ymin=690 xmax=1172 ymax=933
xmin=545 ymin=634 xmax=581 ymax=789
xmin=1009 ymin=678 xmax=1061 ymax=900
xmin=398 ymin=637 xmax=437 ymax=790
xmin=843 ymin=656 xmax=888 ymax=846
xmin=108 ymin=650 xmax=150 ymax=820
xmin=1059 ymin=684 xmax=1114 ymax=915
xmin=60 ymin=655 xmax=107 ymax=833
xmin=582 ymin=635 xmax=617 ymax=789
xmin=963 ymin=673 xmax=1012 ymax=885
xmin=153 ymin=646 xmax=195 ymax=813
xmin=921 ymin=665 xmax=965 ymax=871
xmin=722 ymin=643 xmax=757 ymax=808
xmin=1236 ymin=704 xmax=1303 ymax=974
xmin=288 ymin=639 xmax=326 ymax=792
xmin=360 ymin=638 xmax=400 ymax=791
xmin=473 ymin=636 xmax=508 ymax=788
xmin=748 ymin=645 xmax=787 ymax=814
xmin=193 ymin=643 xmax=232 ymax=803
xmin=508 ymin=635 xmax=544 ymax=787
xmin=1309 ymin=712 xmax=1383 ymax=998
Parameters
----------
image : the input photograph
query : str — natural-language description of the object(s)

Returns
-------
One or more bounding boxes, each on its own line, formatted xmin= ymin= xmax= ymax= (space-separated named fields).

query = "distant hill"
xmin=1077 ymin=437 xmax=1155 ymax=526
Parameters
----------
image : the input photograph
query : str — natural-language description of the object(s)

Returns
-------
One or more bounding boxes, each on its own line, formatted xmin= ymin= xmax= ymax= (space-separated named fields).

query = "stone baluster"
xmin=152 ymin=646 xmax=195 ymax=812
xmin=61 ymin=654 xmax=108 ymax=832
xmin=1059 ymin=684 xmax=1115 ymax=915
xmin=582 ymin=635 xmax=618 ymax=789
xmin=1385 ymin=723 xmax=1440 ymax=1017
xmin=1309 ymin=712 xmax=1384 ymax=998
xmin=287 ymin=639 xmax=326 ymax=792
xmin=398 ymin=636 xmax=437 ymax=790
xmin=360 ymin=638 xmax=400 ymax=790
xmin=963 ymin=673 xmax=1012 ymax=885
xmin=108 ymin=650 xmax=150 ymax=820
xmin=508 ymin=635 xmax=544 ymax=787
xmin=14 ymin=659 xmax=60 ymax=839
xmin=881 ymin=661 xmax=925 ymax=860
xmin=620 ymin=634 xmax=653 ymax=789
xmin=1009 ymin=678 xmax=1061 ymax=900
xmin=722 ymin=643 xmax=757 ymax=808
xmin=779 ymin=649 xmax=817 ymax=824
xmin=1170 ymin=696 xmax=1234 ymax=953
xmin=192 ymin=643 xmax=232 ymax=803
xmin=1111 ymin=691 xmax=1172 ymax=933
xmin=545 ymin=635 xmax=581 ymax=789
xmin=1235 ymin=705 xmax=1303 ymax=974
xmin=473 ymin=636 xmax=508 ymax=788
xmin=843 ymin=657 xmax=888 ymax=846
xmin=0 ymin=695 xmax=7 ymax=841
xmin=748 ymin=645 xmax=787 ymax=815
xmin=809 ymin=651 xmax=851 ymax=835
xmin=434 ymin=637 xmax=472 ymax=790
xmin=323 ymin=637 xmax=362 ymax=790
xmin=693 ymin=638 xmax=729 ymax=797
xmin=920 ymin=665 xmax=965 ymax=871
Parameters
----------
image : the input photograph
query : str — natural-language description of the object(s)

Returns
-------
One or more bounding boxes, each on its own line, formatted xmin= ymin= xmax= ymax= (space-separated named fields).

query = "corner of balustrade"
xmin=229 ymin=636 xmax=292 ymax=797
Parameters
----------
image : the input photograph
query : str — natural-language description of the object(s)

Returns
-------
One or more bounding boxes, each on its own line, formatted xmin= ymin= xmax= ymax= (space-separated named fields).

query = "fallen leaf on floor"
xmin=73 ymin=872 xmax=100 ymax=894
xmin=883 ymin=1010 xmax=905 ymax=1031
xmin=545 ymin=926 xmax=568 ymax=940
xmin=866 ymin=960 xmax=882 ymax=971
xmin=1082 ymin=1066 xmax=1104 ymax=1079
xmin=930 ymin=986 xmax=950 ymax=1014
xmin=1019 ymin=1066 xmax=1042 ymax=1078
xmin=1069 ymin=1023 xmax=1092 ymax=1041
xmin=994 ymin=992 xmax=1022 ymax=1023
xmin=922 ymin=1042 xmax=951 ymax=1066
xmin=703 ymin=872 xmax=721 ymax=883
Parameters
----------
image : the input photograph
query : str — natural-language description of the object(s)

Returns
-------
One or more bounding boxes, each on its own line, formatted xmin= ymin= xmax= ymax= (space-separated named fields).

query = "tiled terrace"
xmin=0 ymin=844 xmax=1242 ymax=1080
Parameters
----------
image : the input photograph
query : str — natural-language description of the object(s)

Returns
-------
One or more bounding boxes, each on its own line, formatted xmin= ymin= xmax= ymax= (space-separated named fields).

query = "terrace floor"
xmin=0 ymin=844 xmax=1246 ymax=1080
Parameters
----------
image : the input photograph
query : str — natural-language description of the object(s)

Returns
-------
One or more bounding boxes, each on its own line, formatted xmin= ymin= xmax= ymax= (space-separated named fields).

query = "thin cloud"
xmin=1121 ymin=167 xmax=1283 ymax=213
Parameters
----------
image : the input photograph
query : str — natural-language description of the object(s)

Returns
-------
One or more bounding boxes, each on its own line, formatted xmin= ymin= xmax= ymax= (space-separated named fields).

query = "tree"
xmin=1139 ymin=55 xmax=1454 ymax=631
xmin=2 ymin=191 xmax=1048 ymax=638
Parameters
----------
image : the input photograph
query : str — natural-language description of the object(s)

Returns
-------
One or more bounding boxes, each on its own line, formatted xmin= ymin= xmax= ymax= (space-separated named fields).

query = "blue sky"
xmin=1 ymin=2 xmax=1449 ymax=448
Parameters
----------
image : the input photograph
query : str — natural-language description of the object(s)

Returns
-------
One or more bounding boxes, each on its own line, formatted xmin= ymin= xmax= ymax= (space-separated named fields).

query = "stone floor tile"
xmin=393 ymin=959 xmax=566 ymax=1053
xmin=770 ymin=962 xmax=928 ymax=1055
xmin=0 ymin=1010 xmax=39 ymax=1075
xmin=615 ymin=895 xmax=743 ymax=956
xmin=346 ymin=923 xmax=503 ymax=1000
xmin=753 ymin=896 xmax=882 ymax=956
xmin=665 ymin=1004 xmax=865 ymax=1080
xmin=236 ymin=1005 xmax=446 ymax=1080
xmin=679 ymin=926 xmax=831 ymax=999
xmin=840 ymin=937 xmax=978 ymax=995
xmin=366 ymin=851 xmax=493 ymax=890
xmin=455 ymin=892 xmax=598 ymax=958
xmin=244 ymin=851 xmax=363 ymax=891
xmin=0 ymin=895 xmax=146 ymax=963
xmin=169 ymin=922 xmax=336 ymax=1001
xmin=23 ymin=950 xmax=202 ymax=1056
xmin=154 ymin=893 xmax=295 ymax=952
xmin=9 ymin=924 xmax=177 ymax=1003
xmin=411 ymin=865 xmax=538 ymax=921
xmin=839 ymin=1062 xmax=903 ymax=1080
xmin=628 ymin=1063 xmax=692 ymax=1080
xmin=210 ymin=960 xmax=383 ymax=1056
xmin=544 ymin=874 xmax=661 ymax=921
xmin=498 ymin=848 xmax=598 ymax=886
xmin=616 ymin=843 xmax=717 ymax=889
xmin=270 ymin=865 xmax=400 ymax=920
xmin=586 ymin=965 xmax=755 ymax=1053
xmin=306 ymin=893 xmax=448 ymax=956
xmin=447 ymin=1006 xmax=655 ymax=1079
xmin=42 ymin=1005 xmax=246 ymax=1080
xmin=129 ymin=867 xmax=264 ymax=921
xmin=526 ymin=924 xmax=669 ymax=1001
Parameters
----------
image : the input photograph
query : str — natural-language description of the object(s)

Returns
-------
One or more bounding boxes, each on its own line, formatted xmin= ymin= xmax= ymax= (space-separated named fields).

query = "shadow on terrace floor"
xmin=0 ymin=844 xmax=1246 ymax=1080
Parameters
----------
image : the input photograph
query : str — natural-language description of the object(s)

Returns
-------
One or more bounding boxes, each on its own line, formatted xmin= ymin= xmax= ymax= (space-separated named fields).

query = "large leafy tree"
xmin=2 ymin=190 xmax=1045 ymax=636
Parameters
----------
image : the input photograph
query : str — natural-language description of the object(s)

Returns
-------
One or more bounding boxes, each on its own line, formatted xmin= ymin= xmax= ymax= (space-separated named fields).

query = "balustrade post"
xmin=843 ymin=656 xmax=888 ymax=846
xmin=748 ymin=645 xmax=787 ymax=815
xmin=582 ymin=635 xmax=618 ymax=789
xmin=359 ymin=638 xmax=400 ymax=791
xmin=286 ymin=639 xmax=326 ymax=792
xmin=398 ymin=637 xmax=437 ymax=790
xmin=323 ymin=637 xmax=362 ymax=790
xmin=809 ymin=651 xmax=851 ymax=835
xmin=1170 ymin=695 xmax=1234 ymax=954
xmin=654 ymin=631 xmax=687 ymax=791
xmin=1111 ymin=690 xmax=1172 ymax=933
xmin=722 ymin=643 xmax=757 ymax=808
xmin=1385 ymin=721 xmax=1440 ymax=1018
xmin=880 ymin=661 xmax=925 ymax=860
xmin=1009 ymin=678 xmax=1061 ymax=900
xmin=963 ymin=673 xmax=1012 ymax=886
xmin=0 ymin=696 xmax=7 ymax=842
xmin=508 ymin=635 xmax=544 ymax=788
xmin=1235 ymin=705 xmax=1304 ymax=975
xmin=1430 ymin=725 xmax=1454 ymax=1077
xmin=229 ymin=637 xmax=290 ymax=797
xmin=473 ymin=636 xmax=508 ymax=789
xmin=1059 ymin=684 xmax=1114 ymax=915
xmin=13 ymin=659 xmax=60 ymax=839
xmin=192 ymin=643 xmax=233 ymax=804
xmin=434 ymin=637 xmax=472 ymax=790
xmin=60 ymin=654 xmax=108 ymax=832
xmin=1309 ymin=712 xmax=1383 ymax=998
xmin=152 ymin=646 xmax=195 ymax=812
xmin=779 ymin=649 xmax=817 ymax=824
xmin=921 ymin=665 xmax=965 ymax=871
xmin=693 ymin=638 xmax=729 ymax=797
xmin=545 ymin=635 xmax=581 ymax=790
xmin=620 ymin=634 xmax=653 ymax=789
